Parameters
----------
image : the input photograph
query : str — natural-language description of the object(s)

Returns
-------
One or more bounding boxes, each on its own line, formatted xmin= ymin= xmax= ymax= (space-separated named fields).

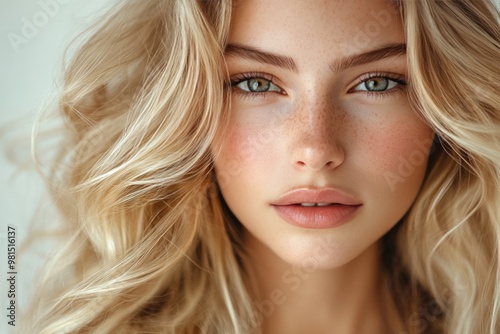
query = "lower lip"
xmin=272 ymin=204 xmax=362 ymax=229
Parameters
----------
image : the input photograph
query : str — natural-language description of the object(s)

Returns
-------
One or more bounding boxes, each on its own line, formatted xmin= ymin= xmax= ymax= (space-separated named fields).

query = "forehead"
xmin=229 ymin=0 xmax=404 ymax=56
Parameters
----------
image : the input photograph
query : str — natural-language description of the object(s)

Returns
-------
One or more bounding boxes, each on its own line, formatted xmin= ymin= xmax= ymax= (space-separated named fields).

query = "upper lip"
xmin=271 ymin=188 xmax=362 ymax=206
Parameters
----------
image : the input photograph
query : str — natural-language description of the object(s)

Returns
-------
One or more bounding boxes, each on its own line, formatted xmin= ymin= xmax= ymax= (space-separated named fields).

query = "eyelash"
xmin=351 ymin=72 xmax=407 ymax=99
xmin=225 ymin=71 xmax=407 ymax=100
xmin=226 ymin=72 xmax=281 ymax=99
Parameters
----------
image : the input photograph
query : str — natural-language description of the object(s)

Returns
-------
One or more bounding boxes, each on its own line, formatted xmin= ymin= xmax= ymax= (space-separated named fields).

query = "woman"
xmin=25 ymin=0 xmax=500 ymax=333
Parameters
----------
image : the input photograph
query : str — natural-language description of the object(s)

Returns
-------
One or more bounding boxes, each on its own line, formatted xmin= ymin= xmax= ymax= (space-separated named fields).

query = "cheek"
xmin=214 ymin=99 xmax=293 ymax=178
xmin=213 ymin=120 xmax=275 ymax=191
xmin=356 ymin=117 xmax=434 ymax=199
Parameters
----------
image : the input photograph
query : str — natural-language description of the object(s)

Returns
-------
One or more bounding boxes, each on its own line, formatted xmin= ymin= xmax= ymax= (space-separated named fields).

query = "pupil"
xmin=367 ymin=78 xmax=388 ymax=91
xmin=249 ymin=78 xmax=270 ymax=92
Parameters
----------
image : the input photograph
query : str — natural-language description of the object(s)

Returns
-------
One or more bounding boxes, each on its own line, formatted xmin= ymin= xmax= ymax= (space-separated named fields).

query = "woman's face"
xmin=213 ymin=0 xmax=434 ymax=269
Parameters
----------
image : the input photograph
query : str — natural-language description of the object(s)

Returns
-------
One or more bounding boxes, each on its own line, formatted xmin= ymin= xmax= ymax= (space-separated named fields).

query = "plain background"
xmin=1 ymin=1 xmax=499 ymax=333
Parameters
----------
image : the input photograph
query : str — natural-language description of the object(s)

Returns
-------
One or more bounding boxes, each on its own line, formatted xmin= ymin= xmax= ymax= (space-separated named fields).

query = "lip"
xmin=271 ymin=188 xmax=362 ymax=229
xmin=271 ymin=188 xmax=362 ymax=206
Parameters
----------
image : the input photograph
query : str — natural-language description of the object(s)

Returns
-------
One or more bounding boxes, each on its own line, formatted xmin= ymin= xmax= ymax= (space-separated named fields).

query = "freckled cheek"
xmin=215 ymin=122 xmax=278 ymax=182
xmin=216 ymin=103 xmax=290 ymax=173
xmin=358 ymin=122 xmax=434 ymax=190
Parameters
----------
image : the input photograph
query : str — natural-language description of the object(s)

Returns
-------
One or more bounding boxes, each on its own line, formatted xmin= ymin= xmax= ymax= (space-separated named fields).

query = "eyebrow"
xmin=224 ymin=42 xmax=406 ymax=73
xmin=225 ymin=43 xmax=298 ymax=71
xmin=330 ymin=43 xmax=406 ymax=72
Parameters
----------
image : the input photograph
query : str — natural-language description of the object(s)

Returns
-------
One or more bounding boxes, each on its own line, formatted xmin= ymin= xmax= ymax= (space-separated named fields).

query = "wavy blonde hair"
xmin=388 ymin=1 xmax=500 ymax=333
xmin=25 ymin=0 xmax=499 ymax=333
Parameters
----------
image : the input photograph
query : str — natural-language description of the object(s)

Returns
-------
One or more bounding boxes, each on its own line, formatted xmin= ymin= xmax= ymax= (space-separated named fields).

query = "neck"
xmin=242 ymin=232 xmax=403 ymax=334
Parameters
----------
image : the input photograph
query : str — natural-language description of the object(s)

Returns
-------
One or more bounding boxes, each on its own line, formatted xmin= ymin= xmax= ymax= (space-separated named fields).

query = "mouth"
xmin=271 ymin=188 xmax=362 ymax=229
xmin=272 ymin=203 xmax=362 ymax=229
xmin=271 ymin=188 xmax=362 ymax=206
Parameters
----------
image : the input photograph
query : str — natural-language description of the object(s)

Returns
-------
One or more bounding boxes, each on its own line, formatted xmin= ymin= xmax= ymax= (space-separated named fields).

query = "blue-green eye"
xmin=235 ymin=77 xmax=281 ymax=93
xmin=353 ymin=77 xmax=400 ymax=92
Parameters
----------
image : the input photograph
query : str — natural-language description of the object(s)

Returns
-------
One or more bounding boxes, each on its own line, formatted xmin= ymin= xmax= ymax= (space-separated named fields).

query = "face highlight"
xmin=213 ymin=0 xmax=434 ymax=269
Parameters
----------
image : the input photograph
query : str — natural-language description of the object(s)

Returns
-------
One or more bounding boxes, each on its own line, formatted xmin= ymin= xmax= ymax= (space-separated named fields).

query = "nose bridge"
xmin=300 ymin=92 xmax=337 ymax=136
xmin=288 ymin=92 xmax=345 ymax=171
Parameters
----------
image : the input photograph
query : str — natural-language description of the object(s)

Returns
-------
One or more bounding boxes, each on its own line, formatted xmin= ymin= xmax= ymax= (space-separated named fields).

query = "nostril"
xmin=291 ymin=143 xmax=345 ymax=172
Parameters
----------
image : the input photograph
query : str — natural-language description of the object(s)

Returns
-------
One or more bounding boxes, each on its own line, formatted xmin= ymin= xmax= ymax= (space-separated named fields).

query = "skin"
xmin=212 ymin=0 xmax=435 ymax=332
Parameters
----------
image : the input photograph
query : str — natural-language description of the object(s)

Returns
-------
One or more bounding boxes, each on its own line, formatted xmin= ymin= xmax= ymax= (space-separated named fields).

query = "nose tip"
xmin=292 ymin=145 xmax=344 ymax=171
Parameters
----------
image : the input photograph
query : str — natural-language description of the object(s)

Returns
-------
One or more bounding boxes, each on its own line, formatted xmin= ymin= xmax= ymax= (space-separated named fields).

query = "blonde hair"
xmin=388 ymin=1 xmax=500 ymax=333
xmin=25 ymin=0 xmax=499 ymax=333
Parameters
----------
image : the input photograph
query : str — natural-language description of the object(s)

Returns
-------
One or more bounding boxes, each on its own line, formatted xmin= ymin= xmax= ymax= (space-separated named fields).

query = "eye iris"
xmin=248 ymin=78 xmax=270 ymax=92
xmin=366 ymin=77 xmax=389 ymax=91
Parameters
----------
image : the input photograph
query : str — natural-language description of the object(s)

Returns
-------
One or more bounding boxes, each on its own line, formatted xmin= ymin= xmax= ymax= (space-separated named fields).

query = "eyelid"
xmin=228 ymin=72 xmax=277 ymax=86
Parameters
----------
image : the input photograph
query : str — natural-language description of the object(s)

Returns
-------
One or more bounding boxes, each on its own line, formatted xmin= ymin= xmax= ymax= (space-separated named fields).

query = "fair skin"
xmin=213 ymin=0 xmax=434 ymax=333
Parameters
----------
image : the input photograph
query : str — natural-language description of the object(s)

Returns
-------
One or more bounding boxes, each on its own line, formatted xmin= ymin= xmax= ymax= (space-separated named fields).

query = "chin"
xmin=272 ymin=233 xmax=376 ymax=271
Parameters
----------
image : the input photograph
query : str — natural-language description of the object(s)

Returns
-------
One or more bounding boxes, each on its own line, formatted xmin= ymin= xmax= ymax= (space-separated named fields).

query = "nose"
xmin=289 ymin=98 xmax=345 ymax=172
